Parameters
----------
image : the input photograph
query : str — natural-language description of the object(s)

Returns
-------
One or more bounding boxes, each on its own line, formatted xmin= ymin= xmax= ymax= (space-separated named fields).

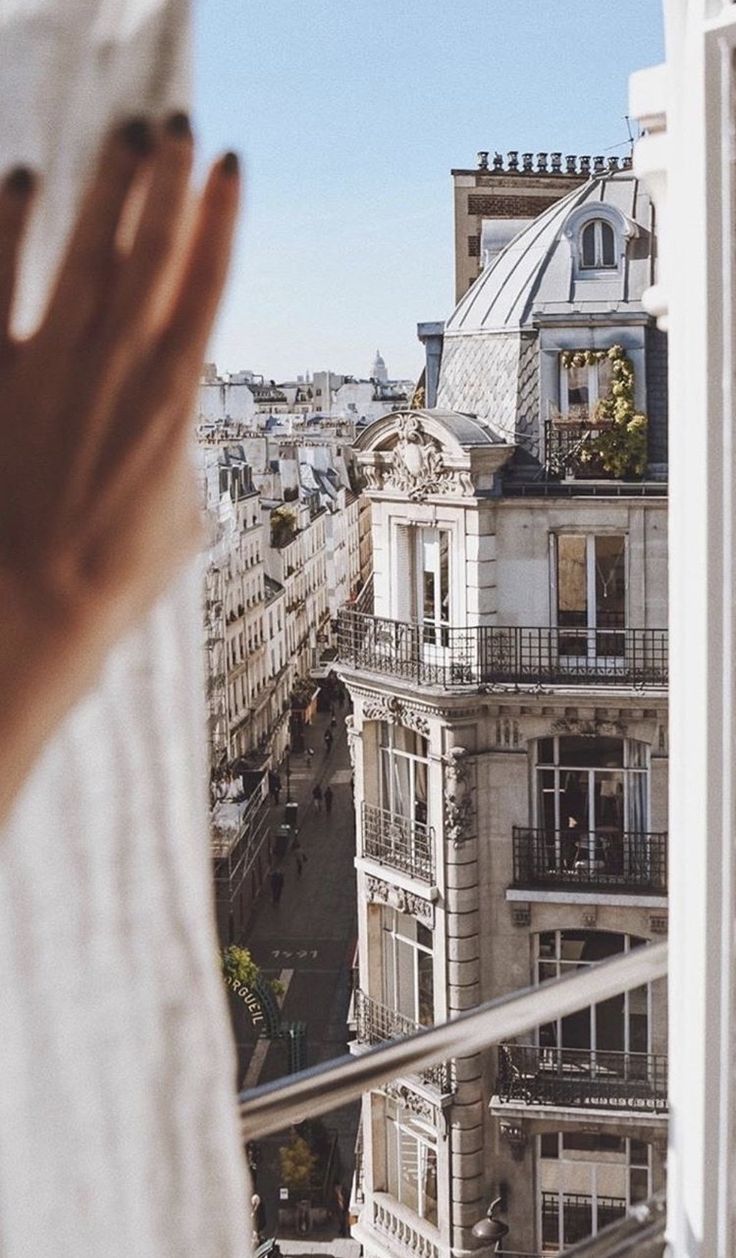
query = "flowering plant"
xmin=559 ymin=344 xmax=647 ymax=478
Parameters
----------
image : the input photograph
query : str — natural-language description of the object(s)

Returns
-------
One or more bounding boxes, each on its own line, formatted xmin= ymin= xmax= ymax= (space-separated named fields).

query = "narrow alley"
xmin=235 ymin=704 xmax=359 ymax=1242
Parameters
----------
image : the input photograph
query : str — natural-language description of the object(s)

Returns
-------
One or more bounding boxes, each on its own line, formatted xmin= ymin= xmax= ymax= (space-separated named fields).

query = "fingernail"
xmin=4 ymin=166 xmax=35 ymax=195
xmin=221 ymin=151 xmax=239 ymax=176
xmin=165 ymin=111 xmax=191 ymax=139
xmin=119 ymin=117 xmax=153 ymax=155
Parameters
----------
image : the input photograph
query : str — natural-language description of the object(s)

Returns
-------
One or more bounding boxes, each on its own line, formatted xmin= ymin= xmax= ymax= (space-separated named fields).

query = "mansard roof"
xmin=445 ymin=171 xmax=653 ymax=336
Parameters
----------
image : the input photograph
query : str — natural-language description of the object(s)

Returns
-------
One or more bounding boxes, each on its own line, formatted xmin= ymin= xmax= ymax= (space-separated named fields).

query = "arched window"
xmin=580 ymin=219 xmax=617 ymax=269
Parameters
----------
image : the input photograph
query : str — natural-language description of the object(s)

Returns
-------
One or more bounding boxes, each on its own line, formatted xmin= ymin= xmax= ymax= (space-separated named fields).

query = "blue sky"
xmin=194 ymin=1 xmax=664 ymax=383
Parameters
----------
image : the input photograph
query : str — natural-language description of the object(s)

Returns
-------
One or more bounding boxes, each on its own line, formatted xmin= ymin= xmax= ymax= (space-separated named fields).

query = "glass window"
xmin=381 ymin=907 xmax=434 ymax=1026
xmin=555 ymin=534 xmax=626 ymax=659
xmin=379 ymin=723 xmax=429 ymax=826
xmin=535 ymin=930 xmax=648 ymax=1055
xmin=385 ymin=1101 xmax=438 ymax=1225
xmin=580 ymin=219 xmax=617 ymax=269
xmin=539 ymin=1133 xmax=650 ymax=1253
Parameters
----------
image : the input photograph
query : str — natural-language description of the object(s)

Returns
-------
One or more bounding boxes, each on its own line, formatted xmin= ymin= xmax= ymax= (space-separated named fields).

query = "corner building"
xmin=341 ymin=169 xmax=668 ymax=1258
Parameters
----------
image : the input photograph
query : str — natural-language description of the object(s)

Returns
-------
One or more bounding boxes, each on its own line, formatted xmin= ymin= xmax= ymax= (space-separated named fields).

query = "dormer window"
xmin=581 ymin=219 xmax=616 ymax=269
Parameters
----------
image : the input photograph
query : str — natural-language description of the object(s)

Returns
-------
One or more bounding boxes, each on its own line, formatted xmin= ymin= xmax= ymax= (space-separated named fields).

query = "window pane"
xmin=601 ymin=220 xmax=616 ymax=266
xmin=399 ymin=1128 xmax=419 ymax=1213
xmin=541 ymin=1133 xmax=559 ymax=1158
xmin=566 ymin=364 xmax=590 ymax=409
xmin=557 ymin=535 xmax=587 ymax=627
xmin=594 ymin=536 xmax=626 ymax=630
xmin=417 ymin=951 xmax=434 ymax=1025
xmin=581 ymin=221 xmax=597 ymax=267
xmin=422 ymin=1144 xmax=438 ymax=1225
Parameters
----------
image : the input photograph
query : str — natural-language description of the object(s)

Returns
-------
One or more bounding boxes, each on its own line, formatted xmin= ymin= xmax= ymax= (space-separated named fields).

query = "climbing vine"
xmin=560 ymin=344 xmax=647 ymax=479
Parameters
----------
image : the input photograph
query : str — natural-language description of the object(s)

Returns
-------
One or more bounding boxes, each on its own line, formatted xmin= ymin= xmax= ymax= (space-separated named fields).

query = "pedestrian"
xmin=324 ymin=785 xmax=333 ymax=816
xmin=296 ymin=852 xmax=307 ymax=877
xmin=329 ymin=703 xmax=335 ymax=719
xmin=273 ymin=771 xmax=281 ymax=805
xmin=270 ymin=868 xmax=284 ymax=906
xmin=324 ymin=728 xmax=333 ymax=754
xmin=306 ymin=746 xmax=315 ymax=761
xmin=312 ymin=783 xmax=323 ymax=811
xmin=330 ymin=713 xmax=337 ymax=730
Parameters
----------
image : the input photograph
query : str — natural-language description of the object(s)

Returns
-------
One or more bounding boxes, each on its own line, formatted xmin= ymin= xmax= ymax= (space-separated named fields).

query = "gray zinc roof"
xmin=445 ymin=172 xmax=654 ymax=335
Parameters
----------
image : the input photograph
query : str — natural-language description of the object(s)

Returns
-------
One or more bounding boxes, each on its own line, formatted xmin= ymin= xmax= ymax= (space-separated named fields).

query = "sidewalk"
xmin=238 ymin=704 xmax=359 ymax=1241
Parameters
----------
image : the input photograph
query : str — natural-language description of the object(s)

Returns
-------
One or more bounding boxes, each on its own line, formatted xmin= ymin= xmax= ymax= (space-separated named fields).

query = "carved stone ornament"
xmin=443 ymin=746 xmax=474 ymax=846
xmin=365 ymin=875 xmax=434 ymax=927
xmin=362 ymin=694 xmax=430 ymax=739
xmin=382 ymin=1080 xmax=438 ymax=1124
xmin=499 ymin=1120 xmax=528 ymax=1162
xmin=380 ymin=413 xmax=474 ymax=502
xmin=551 ymin=716 xmax=624 ymax=738
xmin=344 ymin=714 xmax=359 ymax=772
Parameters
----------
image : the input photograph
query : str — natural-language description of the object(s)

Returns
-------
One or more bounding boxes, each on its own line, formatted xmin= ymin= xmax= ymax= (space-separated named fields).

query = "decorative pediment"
xmin=354 ymin=409 xmax=512 ymax=502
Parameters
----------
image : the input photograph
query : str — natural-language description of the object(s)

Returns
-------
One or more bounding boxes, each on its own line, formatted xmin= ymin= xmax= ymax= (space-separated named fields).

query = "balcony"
xmin=337 ymin=611 xmax=667 ymax=690
xmin=544 ymin=416 xmax=621 ymax=481
xmin=354 ymin=989 xmax=451 ymax=1094
xmin=512 ymin=827 xmax=668 ymax=895
xmin=496 ymin=1044 xmax=668 ymax=1114
xmin=361 ymin=802 xmax=435 ymax=884
xmin=542 ymin=1192 xmax=627 ymax=1250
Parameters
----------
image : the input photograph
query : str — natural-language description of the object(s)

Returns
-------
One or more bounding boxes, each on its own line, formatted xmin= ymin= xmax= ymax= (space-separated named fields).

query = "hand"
xmin=0 ymin=114 xmax=240 ymax=818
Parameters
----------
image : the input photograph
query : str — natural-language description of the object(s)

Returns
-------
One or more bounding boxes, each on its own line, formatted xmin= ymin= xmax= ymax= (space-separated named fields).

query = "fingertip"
xmin=219 ymin=151 xmax=239 ymax=178
xmin=164 ymin=111 xmax=193 ymax=142
xmin=117 ymin=117 xmax=155 ymax=157
xmin=3 ymin=166 xmax=36 ymax=197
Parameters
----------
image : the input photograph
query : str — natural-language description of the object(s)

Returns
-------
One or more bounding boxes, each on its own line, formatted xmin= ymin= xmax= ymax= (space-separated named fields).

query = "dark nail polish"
xmin=165 ymin=111 xmax=191 ymax=139
xmin=119 ymin=117 xmax=153 ymax=155
xmin=4 ymin=166 xmax=34 ymax=195
xmin=221 ymin=151 xmax=239 ymax=176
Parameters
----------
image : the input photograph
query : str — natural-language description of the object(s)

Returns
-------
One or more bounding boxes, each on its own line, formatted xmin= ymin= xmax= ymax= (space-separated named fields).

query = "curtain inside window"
xmin=0 ymin=4 xmax=250 ymax=1255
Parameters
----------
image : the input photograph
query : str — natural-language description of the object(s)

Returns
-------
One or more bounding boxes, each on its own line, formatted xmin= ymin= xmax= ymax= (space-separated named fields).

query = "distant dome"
xmin=372 ymin=349 xmax=388 ymax=384
xmin=445 ymin=170 xmax=653 ymax=336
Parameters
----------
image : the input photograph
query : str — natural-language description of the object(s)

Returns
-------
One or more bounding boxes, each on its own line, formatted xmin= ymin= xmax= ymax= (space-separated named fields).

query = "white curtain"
xmin=0 ymin=2 xmax=250 ymax=1255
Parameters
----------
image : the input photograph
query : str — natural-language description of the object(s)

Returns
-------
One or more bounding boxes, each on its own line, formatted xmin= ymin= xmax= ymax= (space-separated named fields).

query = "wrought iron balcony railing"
xmin=512 ymin=827 xmax=668 ymax=894
xmin=337 ymin=610 xmax=668 ymax=689
xmin=544 ymin=417 xmax=622 ymax=481
xmin=361 ymin=802 xmax=435 ymax=883
xmin=239 ymin=944 xmax=668 ymax=1256
xmin=542 ymin=1192 xmax=627 ymax=1249
xmin=496 ymin=1043 xmax=668 ymax=1114
xmin=354 ymin=989 xmax=451 ymax=1094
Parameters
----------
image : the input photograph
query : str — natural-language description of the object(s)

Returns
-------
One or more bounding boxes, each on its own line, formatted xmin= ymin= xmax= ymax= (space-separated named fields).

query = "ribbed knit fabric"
xmin=0 ymin=3 xmax=250 ymax=1255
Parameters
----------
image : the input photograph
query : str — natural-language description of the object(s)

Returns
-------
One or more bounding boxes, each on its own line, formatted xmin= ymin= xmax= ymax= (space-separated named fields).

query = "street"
xmin=234 ymin=705 xmax=359 ymax=1241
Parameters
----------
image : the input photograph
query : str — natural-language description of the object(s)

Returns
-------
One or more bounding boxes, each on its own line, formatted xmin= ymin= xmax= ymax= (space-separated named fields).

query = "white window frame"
xmin=558 ymin=355 xmax=612 ymax=419
xmin=381 ymin=906 xmax=434 ymax=1026
xmin=378 ymin=723 xmax=430 ymax=826
xmin=580 ymin=219 xmax=617 ymax=270
xmin=533 ymin=733 xmax=651 ymax=841
xmin=534 ymin=929 xmax=652 ymax=1057
xmin=538 ymin=1132 xmax=651 ymax=1253
xmin=385 ymin=1098 xmax=439 ymax=1225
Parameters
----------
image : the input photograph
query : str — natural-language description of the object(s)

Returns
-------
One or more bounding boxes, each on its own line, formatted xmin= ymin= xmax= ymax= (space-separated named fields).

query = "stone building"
xmin=452 ymin=150 xmax=627 ymax=302
xmin=340 ymin=167 xmax=668 ymax=1257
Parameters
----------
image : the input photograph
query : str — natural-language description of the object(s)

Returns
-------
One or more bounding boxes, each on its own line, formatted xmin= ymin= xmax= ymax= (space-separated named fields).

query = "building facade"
xmin=341 ymin=168 xmax=668 ymax=1257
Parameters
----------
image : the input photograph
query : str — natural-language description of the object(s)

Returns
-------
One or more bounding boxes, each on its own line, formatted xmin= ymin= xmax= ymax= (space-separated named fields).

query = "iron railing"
xmin=337 ymin=611 xmax=668 ymax=689
xmin=354 ymin=989 xmax=451 ymax=1094
xmin=496 ymin=1044 xmax=668 ymax=1114
xmin=512 ymin=827 xmax=668 ymax=894
xmin=542 ymin=1193 xmax=627 ymax=1249
xmin=238 ymin=945 xmax=668 ymax=1256
xmin=361 ymin=802 xmax=435 ymax=883
xmin=544 ymin=418 xmax=621 ymax=480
